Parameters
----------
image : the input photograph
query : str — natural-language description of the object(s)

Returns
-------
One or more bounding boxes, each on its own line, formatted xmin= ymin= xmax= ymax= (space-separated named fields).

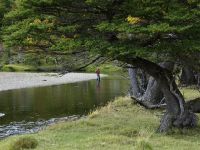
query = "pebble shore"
xmin=0 ymin=72 xmax=106 ymax=92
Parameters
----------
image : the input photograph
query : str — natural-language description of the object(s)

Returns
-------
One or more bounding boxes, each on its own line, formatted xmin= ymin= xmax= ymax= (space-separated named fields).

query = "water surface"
xmin=0 ymin=76 xmax=129 ymax=138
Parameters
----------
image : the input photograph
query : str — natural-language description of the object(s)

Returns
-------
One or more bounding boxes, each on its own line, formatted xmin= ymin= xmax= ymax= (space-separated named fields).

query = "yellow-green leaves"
xmin=126 ymin=16 xmax=142 ymax=25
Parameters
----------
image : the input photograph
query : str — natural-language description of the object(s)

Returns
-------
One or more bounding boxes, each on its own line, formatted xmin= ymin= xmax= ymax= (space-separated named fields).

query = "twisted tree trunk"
xmin=128 ymin=61 xmax=174 ymax=108
xmin=141 ymin=77 xmax=163 ymax=103
xmin=128 ymin=67 xmax=141 ymax=98
xmin=124 ymin=57 xmax=198 ymax=132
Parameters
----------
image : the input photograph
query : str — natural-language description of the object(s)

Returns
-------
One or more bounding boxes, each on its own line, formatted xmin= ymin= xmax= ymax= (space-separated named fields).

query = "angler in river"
xmin=96 ymin=68 xmax=101 ymax=82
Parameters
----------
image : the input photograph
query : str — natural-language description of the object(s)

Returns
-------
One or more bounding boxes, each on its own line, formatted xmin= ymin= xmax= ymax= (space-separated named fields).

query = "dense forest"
xmin=0 ymin=0 xmax=200 ymax=133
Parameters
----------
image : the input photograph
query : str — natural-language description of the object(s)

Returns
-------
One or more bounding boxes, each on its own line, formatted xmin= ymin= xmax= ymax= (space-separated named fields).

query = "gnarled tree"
xmin=128 ymin=61 xmax=174 ymax=109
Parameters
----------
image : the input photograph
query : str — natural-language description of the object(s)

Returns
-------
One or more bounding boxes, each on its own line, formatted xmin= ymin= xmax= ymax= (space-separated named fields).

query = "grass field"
xmin=0 ymin=88 xmax=200 ymax=150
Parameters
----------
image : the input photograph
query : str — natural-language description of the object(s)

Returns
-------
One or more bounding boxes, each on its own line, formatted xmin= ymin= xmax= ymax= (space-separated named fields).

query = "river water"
xmin=0 ymin=76 xmax=129 ymax=139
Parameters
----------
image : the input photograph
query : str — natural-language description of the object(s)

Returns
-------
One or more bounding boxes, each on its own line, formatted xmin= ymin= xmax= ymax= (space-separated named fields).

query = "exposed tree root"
xmin=131 ymin=96 xmax=166 ymax=109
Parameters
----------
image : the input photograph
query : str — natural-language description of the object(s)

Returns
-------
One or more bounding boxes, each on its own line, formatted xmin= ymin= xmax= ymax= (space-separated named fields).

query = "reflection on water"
xmin=0 ymin=76 xmax=129 ymax=138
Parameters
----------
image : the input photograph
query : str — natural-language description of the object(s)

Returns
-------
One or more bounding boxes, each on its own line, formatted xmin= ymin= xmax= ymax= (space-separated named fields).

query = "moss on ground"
xmin=0 ymin=88 xmax=200 ymax=150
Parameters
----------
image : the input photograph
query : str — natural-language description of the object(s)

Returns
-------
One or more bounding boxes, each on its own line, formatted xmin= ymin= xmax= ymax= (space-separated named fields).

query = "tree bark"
xmin=186 ymin=98 xmax=200 ymax=113
xmin=140 ymin=62 xmax=174 ymax=104
xmin=128 ymin=67 xmax=141 ymax=98
xmin=123 ymin=57 xmax=198 ymax=132
xmin=195 ymin=73 xmax=200 ymax=87
xmin=128 ymin=61 xmax=174 ymax=108
xmin=139 ymin=76 xmax=163 ymax=104
xmin=180 ymin=67 xmax=196 ymax=86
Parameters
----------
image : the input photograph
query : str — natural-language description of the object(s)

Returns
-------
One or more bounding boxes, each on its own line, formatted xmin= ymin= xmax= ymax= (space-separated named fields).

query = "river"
xmin=0 ymin=76 xmax=129 ymax=139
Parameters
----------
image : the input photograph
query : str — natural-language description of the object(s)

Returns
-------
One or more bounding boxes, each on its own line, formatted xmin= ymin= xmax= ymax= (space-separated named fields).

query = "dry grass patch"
xmin=9 ymin=137 xmax=38 ymax=150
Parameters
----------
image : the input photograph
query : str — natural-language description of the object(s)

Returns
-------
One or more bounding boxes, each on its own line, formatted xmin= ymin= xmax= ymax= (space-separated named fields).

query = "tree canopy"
xmin=2 ymin=0 xmax=199 ymax=64
xmin=0 ymin=0 xmax=12 ymax=41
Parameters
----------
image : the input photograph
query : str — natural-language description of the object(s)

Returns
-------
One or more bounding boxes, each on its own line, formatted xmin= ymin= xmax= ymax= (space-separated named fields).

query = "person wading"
xmin=96 ymin=68 xmax=100 ymax=82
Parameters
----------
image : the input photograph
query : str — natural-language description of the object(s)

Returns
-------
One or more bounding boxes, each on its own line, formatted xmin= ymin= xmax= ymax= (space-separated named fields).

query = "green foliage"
xmin=1 ymin=0 xmax=199 ymax=66
xmin=0 ymin=0 xmax=13 ymax=40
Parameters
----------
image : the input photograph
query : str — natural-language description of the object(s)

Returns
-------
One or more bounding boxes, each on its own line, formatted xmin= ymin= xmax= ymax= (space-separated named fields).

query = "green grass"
xmin=9 ymin=137 xmax=38 ymax=150
xmin=0 ymin=88 xmax=200 ymax=150
xmin=1 ymin=64 xmax=63 ymax=72
xmin=86 ymin=63 xmax=125 ymax=74
xmin=1 ymin=63 xmax=123 ymax=74
xmin=1 ymin=64 xmax=36 ymax=72
xmin=180 ymin=87 xmax=200 ymax=100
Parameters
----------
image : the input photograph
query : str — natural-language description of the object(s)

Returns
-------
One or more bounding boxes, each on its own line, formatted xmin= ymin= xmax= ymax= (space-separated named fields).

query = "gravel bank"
xmin=0 ymin=72 xmax=106 ymax=92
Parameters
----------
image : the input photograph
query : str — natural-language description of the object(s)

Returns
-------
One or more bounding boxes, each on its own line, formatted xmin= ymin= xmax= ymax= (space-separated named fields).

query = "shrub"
xmin=10 ymin=137 xmax=38 ymax=150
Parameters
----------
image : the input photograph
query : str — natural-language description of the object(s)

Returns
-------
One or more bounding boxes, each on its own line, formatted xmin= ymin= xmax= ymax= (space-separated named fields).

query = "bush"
xmin=10 ymin=137 xmax=38 ymax=150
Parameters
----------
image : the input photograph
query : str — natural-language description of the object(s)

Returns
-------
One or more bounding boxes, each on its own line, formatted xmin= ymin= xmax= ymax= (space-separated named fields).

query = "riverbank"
xmin=0 ymin=88 xmax=200 ymax=150
xmin=0 ymin=72 xmax=106 ymax=92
